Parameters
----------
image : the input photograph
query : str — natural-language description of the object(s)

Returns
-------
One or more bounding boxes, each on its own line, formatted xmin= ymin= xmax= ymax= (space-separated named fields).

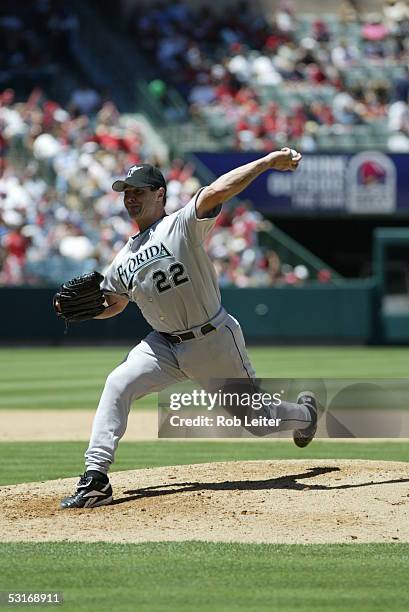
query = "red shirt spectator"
xmin=3 ymin=230 xmax=29 ymax=261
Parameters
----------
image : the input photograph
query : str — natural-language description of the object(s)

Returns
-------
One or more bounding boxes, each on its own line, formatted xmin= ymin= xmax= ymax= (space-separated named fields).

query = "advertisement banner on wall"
xmin=194 ymin=151 xmax=407 ymax=216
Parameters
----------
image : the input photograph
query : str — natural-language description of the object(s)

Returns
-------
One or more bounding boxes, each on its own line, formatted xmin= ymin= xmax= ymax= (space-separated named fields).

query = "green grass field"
xmin=1 ymin=346 xmax=409 ymax=611
xmin=1 ymin=440 xmax=408 ymax=487
xmin=1 ymin=346 xmax=408 ymax=409
xmin=1 ymin=542 xmax=408 ymax=612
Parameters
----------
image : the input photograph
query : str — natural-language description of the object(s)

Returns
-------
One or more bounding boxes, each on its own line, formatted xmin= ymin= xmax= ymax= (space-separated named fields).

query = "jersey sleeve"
xmin=101 ymin=250 xmax=130 ymax=297
xmin=177 ymin=188 xmax=222 ymax=246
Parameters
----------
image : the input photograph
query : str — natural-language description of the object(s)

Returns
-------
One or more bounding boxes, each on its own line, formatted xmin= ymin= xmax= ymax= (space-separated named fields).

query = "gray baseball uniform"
xmin=85 ymin=189 xmax=311 ymax=474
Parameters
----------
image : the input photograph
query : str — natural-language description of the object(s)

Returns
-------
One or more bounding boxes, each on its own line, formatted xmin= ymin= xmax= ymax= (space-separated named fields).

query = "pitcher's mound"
xmin=2 ymin=460 xmax=409 ymax=544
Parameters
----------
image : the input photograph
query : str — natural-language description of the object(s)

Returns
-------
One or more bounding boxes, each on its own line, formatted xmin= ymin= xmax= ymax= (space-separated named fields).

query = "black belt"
xmin=161 ymin=323 xmax=216 ymax=344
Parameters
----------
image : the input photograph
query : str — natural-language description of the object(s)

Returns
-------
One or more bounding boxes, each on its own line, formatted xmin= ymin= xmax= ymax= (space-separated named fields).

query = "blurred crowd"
xmin=0 ymin=0 xmax=79 ymax=90
xmin=0 ymin=91 xmax=200 ymax=286
xmin=0 ymin=91 xmax=324 ymax=288
xmin=206 ymin=203 xmax=326 ymax=288
xmin=131 ymin=0 xmax=409 ymax=151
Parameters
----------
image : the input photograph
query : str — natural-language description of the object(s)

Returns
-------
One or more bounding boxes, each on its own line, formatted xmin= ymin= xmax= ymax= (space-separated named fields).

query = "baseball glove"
xmin=53 ymin=271 xmax=106 ymax=324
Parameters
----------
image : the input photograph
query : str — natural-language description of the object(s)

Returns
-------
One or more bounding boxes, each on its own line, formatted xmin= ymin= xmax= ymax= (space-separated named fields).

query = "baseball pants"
xmin=85 ymin=308 xmax=311 ymax=474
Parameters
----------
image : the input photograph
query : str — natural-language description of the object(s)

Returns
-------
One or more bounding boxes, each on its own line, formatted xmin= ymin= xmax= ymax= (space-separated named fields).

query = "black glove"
xmin=53 ymin=271 xmax=106 ymax=323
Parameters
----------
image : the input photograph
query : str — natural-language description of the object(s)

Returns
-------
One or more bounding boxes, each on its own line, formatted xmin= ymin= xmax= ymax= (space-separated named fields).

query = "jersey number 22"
xmin=153 ymin=263 xmax=189 ymax=294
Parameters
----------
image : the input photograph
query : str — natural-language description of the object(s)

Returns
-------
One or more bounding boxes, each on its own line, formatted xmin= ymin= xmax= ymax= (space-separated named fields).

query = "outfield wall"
xmin=0 ymin=283 xmax=379 ymax=345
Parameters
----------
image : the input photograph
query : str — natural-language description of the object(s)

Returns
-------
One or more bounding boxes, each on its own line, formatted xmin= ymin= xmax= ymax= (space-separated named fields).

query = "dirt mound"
xmin=2 ymin=460 xmax=409 ymax=544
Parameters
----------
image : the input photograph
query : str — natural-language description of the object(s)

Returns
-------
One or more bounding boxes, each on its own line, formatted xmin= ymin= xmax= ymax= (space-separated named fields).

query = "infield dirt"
xmin=0 ymin=410 xmax=156 ymax=441
xmin=1 ymin=460 xmax=409 ymax=544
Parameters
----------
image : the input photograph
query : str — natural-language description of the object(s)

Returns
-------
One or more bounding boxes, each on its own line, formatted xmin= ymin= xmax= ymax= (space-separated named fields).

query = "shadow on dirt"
xmin=112 ymin=466 xmax=409 ymax=505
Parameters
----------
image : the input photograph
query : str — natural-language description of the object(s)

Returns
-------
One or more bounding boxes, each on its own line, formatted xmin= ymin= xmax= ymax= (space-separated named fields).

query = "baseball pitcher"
xmin=55 ymin=148 xmax=318 ymax=509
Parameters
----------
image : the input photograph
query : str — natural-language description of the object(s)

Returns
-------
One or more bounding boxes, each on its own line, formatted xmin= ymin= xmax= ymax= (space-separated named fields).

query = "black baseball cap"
xmin=112 ymin=164 xmax=166 ymax=192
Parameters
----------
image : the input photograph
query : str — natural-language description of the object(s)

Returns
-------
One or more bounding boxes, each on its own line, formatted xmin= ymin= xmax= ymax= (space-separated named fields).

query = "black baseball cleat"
xmin=60 ymin=473 xmax=113 ymax=509
xmin=293 ymin=392 xmax=318 ymax=448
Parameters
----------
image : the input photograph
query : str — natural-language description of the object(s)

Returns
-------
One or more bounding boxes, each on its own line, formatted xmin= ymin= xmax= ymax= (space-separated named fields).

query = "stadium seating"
xmin=1 ymin=92 xmax=334 ymax=288
xmin=124 ymin=1 xmax=409 ymax=152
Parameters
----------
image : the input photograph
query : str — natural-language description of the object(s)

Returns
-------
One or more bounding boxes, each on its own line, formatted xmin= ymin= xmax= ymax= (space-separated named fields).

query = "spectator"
xmin=392 ymin=66 xmax=409 ymax=102
xmin=362 ymin=13 xmax=389 ymax=41
xmin=332 ymin=90 xmax=364 ymax=125
xmin=68 ymin=83 xmax=102 ymax=117
xmin=331 ymin=39 xmax=360 ymax=69
xmin=188 ymin=74 xmax=217 ymax=107
xmin=338 ymin=0 xmax=359 ymax=26
xmin=251 ymin=53 xmax=282 ymax=86
xmin=312 ymin=20 xmax=331 ymax=43
xmin=275 ymin=0 xmax=297 ymax=35
xmin=388 ymin=97 xmax=409 ymax=149
xmin=383 ymin=0 xmax=409 ymax=34
xmin=388 ymin=99 xmax=409 ymax=131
